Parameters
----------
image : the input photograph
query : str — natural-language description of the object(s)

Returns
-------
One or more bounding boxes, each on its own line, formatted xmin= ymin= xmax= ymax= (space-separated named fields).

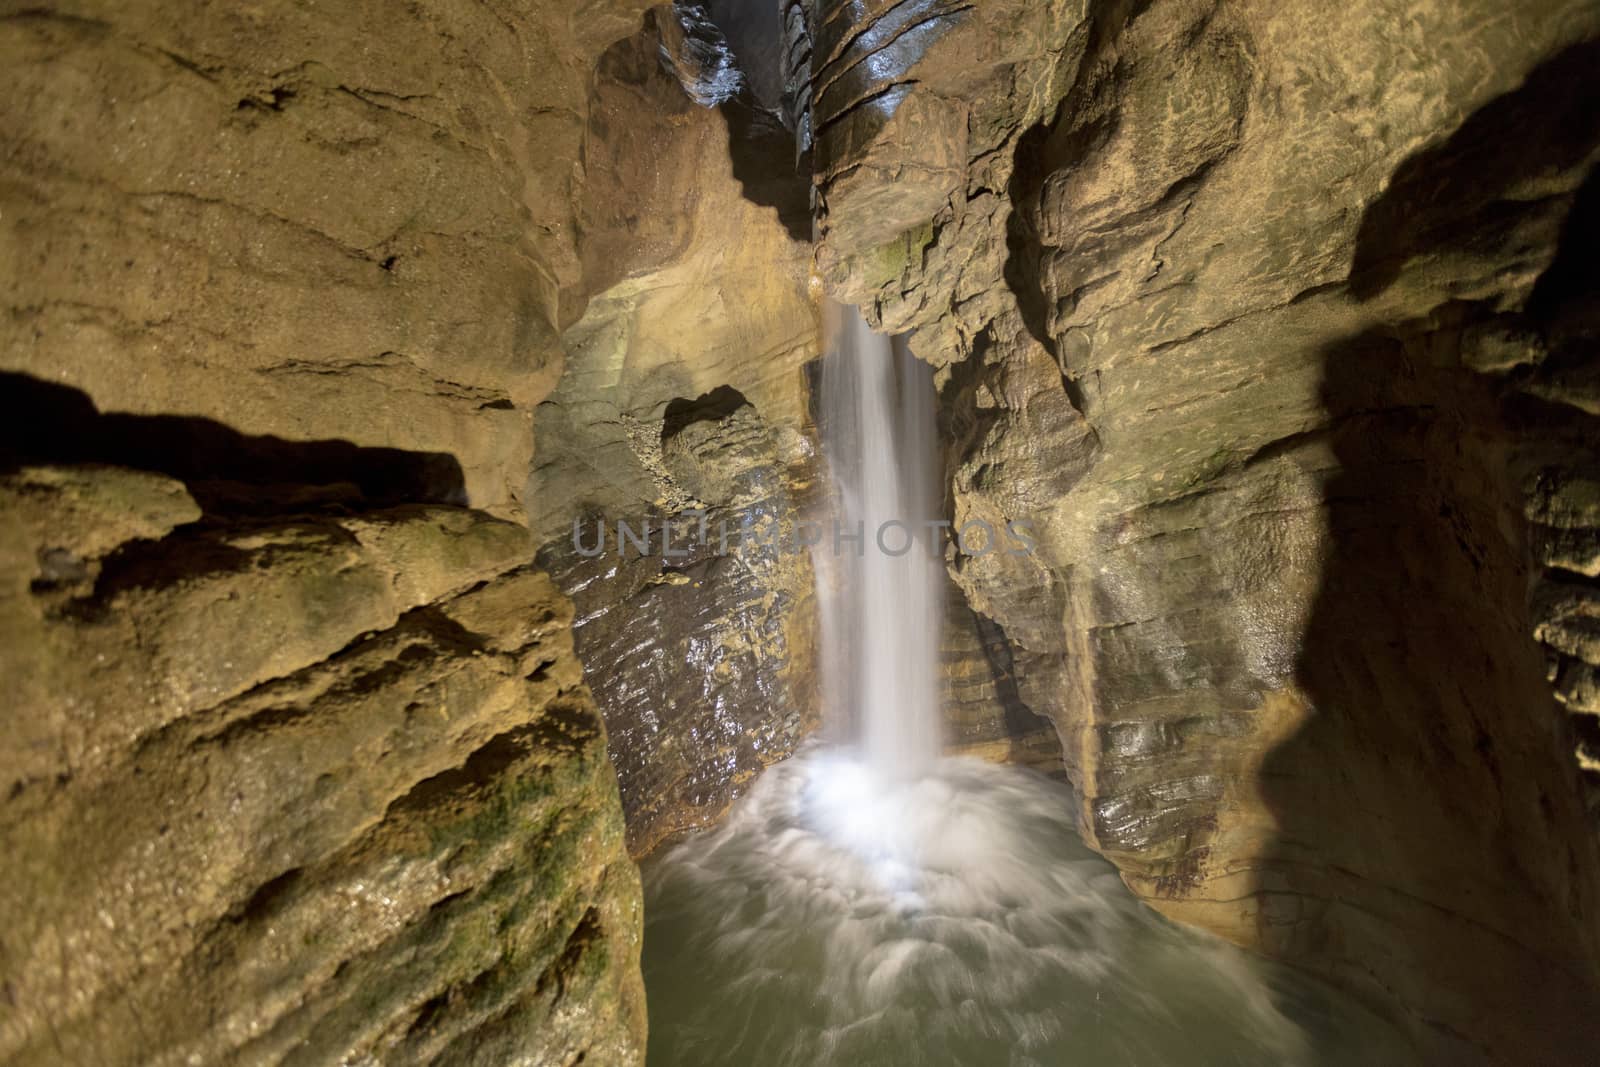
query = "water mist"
xmin=640 ymin=306 xmax=1407 ymax=1066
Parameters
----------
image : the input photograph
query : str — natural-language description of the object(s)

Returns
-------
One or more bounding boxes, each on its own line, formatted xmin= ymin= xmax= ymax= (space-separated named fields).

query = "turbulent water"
xmin=643 ymin=751 xmax=1407 ymax=1066
xmin=642 ymin=307 xmax=1407 ymax=1064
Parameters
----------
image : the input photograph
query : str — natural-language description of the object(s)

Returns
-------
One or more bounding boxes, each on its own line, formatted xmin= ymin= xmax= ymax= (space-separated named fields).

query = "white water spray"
xmin=640 ymin=305 xmax=1409 ymax=1065
xmin=814 ymin=301 xmax=943 ymax=778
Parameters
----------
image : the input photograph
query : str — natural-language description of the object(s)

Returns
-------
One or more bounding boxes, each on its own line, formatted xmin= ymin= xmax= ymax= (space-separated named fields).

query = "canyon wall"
xmin=0 ymin=2 xmax=652 ymax=1061
xmin=808 ymin=0 xmax=1600 ymax=1061
xmin=523 ymin=11 xmax=823 ymax=855
xmin=9 ymin=0 xmax=1600 ymax=1062
xmin=526 ymin=7 xmax=1059 ymax=853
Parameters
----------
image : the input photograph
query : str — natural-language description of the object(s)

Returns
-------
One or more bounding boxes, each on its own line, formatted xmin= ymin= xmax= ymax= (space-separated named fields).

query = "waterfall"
xmin=814 ymin=301 xmax=942 ymax=779
xmin=642 ymin=308 xmax=1408 ymax=1067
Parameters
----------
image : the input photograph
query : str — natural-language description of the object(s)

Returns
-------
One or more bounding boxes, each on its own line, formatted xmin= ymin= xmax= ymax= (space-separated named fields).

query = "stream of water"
xmin=641 ymin=306 xmax=1408 ymax=1064
xmin=812 ymin=300 xmax=942 ymax=778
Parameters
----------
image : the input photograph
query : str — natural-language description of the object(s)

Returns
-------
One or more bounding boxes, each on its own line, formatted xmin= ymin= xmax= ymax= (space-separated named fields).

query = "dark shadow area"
xmin=967 ymin=603 xmax=1066 ymax=773
xmin=580 ymin=8 xmax=810 ymax=290
xmin=1003 ymin=116 xmax=1066 ymax=363
xmin=0 ymin=371 xmax=466 ymax=516
xmin=1256 ymin=316 xmax=1600 ymax=1060
xmin=1350 ymin=39 xmax=1600 ymax=302
xmin=1503 ymin=165 xmax=1600 ymax=456
xmin=719 ymin=93 xmax=813 ymax=242
xmin=1527 ymin=164 xmax=1600 ymax=340
xmin=649 ymin=2 xmax=811 ymax=242
xmin=941 ymin=579 xmax=1032 ymax=742
xmin=1252 ymin=48 xmax=1600 ymax=1059
xmin=706 ymin=0 xmax=784 ymax=109
xmin=704 ymin=0 xmax=811 ymax=243
xmin=661 ymin=384 xmax=750 ymax=441
xmin=1511 ymin=159 xmax=1600 ymax=823
xmin=933 ymin=327 xmax=1001 ymax=518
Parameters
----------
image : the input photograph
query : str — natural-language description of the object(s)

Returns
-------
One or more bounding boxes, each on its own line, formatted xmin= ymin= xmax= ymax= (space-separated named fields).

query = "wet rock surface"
xmin=536 ymin=395 xmax=818 ymax=855
xmin=9 ymin=0 xmax=1600 ymax=1062
xmin=808 ymin=0 xmax=1600 ymax=1059
xmin=656 ymin=2 xmax=744 ymax=108
xmin=527 ymin=16 xmax=824 ymax=854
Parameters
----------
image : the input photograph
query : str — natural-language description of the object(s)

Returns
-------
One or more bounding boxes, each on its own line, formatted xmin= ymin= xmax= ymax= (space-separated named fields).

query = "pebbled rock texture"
xmin=0 ymin=458 xmax=645 ymax=1066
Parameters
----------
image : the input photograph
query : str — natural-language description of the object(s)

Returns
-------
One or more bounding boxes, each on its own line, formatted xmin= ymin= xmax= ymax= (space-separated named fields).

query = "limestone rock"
xmin=0 ymin=465 xmax=645 ymax=1066
xmin=0 ymin=0 xmax=653 ymax=521
xmin=2 ymin=1 xmax=689 ymax=1062
xmin=810 ymin=0 xmax=1600 ymax=1059
xmin=536 ymin=388 xmax=817 ymax=854
xmin=939 ymin=579 xmax=1064 ymax=774
xmin=655 ymin=2 xmax=745 ymax=108
xmin=527 ymin=15 xmax=822 ymax=852
xmin=660 ymin=387 xmax=775 ymax=507
xmin=2 ymin=465 xmax=202 ymax=563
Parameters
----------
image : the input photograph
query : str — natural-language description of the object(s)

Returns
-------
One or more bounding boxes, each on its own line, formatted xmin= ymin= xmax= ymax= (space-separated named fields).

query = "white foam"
xmin=644 ymin=751 xmax=1406 ymax=1065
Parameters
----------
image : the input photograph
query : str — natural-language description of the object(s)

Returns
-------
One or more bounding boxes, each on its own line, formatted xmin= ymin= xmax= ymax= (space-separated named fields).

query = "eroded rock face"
xmin=808 ymin=0 xmax=1600 ymax=1059
xmin=1 ymin=1 xmax=653 ymax=1061
xmin=12 ymin=0 xmax=1600 ymax=1060
xmin=940 ymin=577 xmax=1064 ymax=774
xmin=0 ymin=0 xmax=652 ymax=521
xmin=657 ymin=2 xmax=744 ymax=107
xmin=534 ymin=8 xmax=1075 ymax=850
xmin=527 ymin=16 xmax=824 ymax=853
xmin=536 ymin=388 xmax=817 ymax=855
xmin=0 ymin=461 xmax=644 ymax=1066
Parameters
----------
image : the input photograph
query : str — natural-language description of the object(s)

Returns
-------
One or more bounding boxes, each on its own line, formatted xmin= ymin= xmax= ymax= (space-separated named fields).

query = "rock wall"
xmin=0 ymin=439 xmax=645 ymax=1066
xmin=523 ymin=12 xmax=824 ymax=854
xmin=808 ymin=0 xmax=1600 ymax=1060
xmin=522 ymin=8 xmax=1074 ymax=850
xmin=0 ymin=1 xmax=651 ymax=1062
xmin=1 ymin=0 xmax=649 ymax=521
xmin=940 ymin=576 xmax=1065 ymax=773
xmin=11 ymin=0 xmax=1600 ymax=1060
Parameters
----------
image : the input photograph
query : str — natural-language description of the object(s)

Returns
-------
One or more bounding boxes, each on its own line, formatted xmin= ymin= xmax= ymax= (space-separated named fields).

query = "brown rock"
xmin=0 ymin=463 xmax=645 ymax=1065
xmin=0 ymin=0 xmax=653 ymax=521
xmin=0 ymin=1 xmax=657 ymax=1061
xmin=527 ymin=15 xmax=822 ymax=853
xmin=810 ymin=0 xmax=1600 ymax=1059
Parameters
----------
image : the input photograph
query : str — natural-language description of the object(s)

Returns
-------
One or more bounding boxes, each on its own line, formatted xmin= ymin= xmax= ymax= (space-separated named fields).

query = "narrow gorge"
xmin=3 ymin=1 xmax=1599 ymax=1064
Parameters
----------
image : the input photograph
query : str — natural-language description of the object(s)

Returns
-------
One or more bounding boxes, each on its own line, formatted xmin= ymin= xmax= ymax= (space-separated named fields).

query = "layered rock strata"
xmin=527 ymin=14 xmax=823 ymax=853
xmin=1 ymin=0 xmax=651 ymax=520
xmin=0 ymin=446 xmax=645 ymax=1066
xmin=1 ymin=2 xmax=653 ymax=1061
xmin=805 ymin=0 xmax=1600 ymax=1060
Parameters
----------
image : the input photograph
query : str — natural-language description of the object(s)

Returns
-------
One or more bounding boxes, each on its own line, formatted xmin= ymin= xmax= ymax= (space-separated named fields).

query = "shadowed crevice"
xmin=661 ymin=384 xmax=751 ymax=442
xmin=719 ymin=94 xmax=813 ymax=242
xmin=1247 ymin=60 xmax=1600 ymax=1053
xmin=1527 ymin=164 xmax=1600 ymax=341
xmin=0 ymin=371 xmax=467 ymax=516
xmin=1350 ymin=39 xmax=1600 ymax=303
xmin=1002 ymin=0 xmax=1139 ymax=372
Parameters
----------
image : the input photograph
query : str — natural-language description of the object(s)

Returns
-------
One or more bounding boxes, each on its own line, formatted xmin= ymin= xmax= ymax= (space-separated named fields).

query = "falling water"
xmin=640 ymin=305 xmax=1410 ymax=1065
xmin=814 ymin=301 xmax=942 ymax=777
